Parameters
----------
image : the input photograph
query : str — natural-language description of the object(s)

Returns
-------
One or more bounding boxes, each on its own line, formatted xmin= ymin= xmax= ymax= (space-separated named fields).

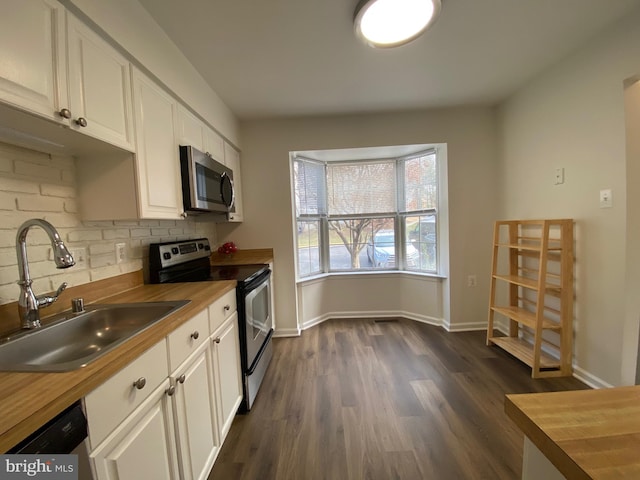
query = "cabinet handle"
xmin=58 ymin=108 xmax=72 ymax=119
xmin=74 ymin=117 xmax=88 ymax=127
xmin=190 ymin=331 xmax=200 ymax=340
xmin=166 ymin=385 xmax=176 ymax=396
xmin=133 ymin=377 xmax=146 ymax=390
xmin=224 ymin=305 xmax=230 ymax=311
xmin=214 ymin=337 xmax=221 ymax=344
xmin=180 ymin=212 xmax=188 ymax=218
xmin=178 ymin=374 xmax=186 ymax=384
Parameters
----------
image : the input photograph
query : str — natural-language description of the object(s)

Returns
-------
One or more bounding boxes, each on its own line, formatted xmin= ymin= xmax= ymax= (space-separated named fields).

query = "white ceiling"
xmin=139 ymin=0 xmax=640 ymax=120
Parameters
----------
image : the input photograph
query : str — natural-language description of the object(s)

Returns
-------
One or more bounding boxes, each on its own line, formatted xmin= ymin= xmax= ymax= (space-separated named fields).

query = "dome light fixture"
xmin=354 ymin=0 xmax=441 ymax=48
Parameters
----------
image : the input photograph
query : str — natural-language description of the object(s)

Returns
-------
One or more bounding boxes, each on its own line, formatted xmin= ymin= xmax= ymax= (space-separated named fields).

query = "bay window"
xmin=293 ymin=147 xmax=439 ymax=277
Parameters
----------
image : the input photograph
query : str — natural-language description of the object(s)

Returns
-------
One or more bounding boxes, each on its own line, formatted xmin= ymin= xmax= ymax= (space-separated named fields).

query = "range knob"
xmin=171 ymin=247 xmax=179 ymax=255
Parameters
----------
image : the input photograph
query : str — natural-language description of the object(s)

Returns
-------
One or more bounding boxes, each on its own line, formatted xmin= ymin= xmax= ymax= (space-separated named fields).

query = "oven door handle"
xmin=246 ymin=328 xmax=274 ymax=375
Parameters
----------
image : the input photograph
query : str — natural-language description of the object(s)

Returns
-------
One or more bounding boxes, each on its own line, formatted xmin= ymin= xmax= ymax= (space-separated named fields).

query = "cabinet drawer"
xmin=167 ymin=308 xmax=209 ymax=373
xmin=84 ymin=340 xmax=168 ymax=449
xmin=209 ymin=289 xmax=236 ymax=333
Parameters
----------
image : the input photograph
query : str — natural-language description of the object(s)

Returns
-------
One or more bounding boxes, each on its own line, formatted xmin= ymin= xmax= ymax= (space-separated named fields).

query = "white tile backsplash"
xmin=0 ymin=142 xmax=217 ymax=305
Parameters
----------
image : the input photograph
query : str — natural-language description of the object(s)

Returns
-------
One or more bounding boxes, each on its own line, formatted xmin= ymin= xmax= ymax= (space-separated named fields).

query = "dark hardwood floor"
xmin=209 ymin=318 xmax=588 ymax=480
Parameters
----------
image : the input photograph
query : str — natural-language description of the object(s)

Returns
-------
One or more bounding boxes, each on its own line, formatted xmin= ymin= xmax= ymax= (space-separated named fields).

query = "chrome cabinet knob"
xmin=166 ymin=385 xmax=176 ymax=396
xmin=133 ymin=377 xmax=146 ymax=390
xmin=213 ymin=337 xmax=221 ymax=344
xmin=75 ymin=117 xmax=88 ymax=127
xmin=223 ymin=305 xmax=231 ymax=311
xmin=178 ymin=374 xmax=186 ymax=384
xmin=58 ymin=108 xmax=72 ymax=119
xmin=190 ymin=331 xmax=199 ymax=340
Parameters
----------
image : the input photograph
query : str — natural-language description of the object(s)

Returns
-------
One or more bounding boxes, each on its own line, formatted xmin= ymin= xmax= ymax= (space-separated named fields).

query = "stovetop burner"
xmin=209 ymin=264 xmax=269 ymax=283
xmin=148 ymin=238 xmax=268 ymax=286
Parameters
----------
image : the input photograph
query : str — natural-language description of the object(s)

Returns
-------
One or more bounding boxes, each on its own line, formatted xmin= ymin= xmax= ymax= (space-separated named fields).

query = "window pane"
xmin=327 ymin=162 xmax=395 ymax=215
xmin=328 ymin=218 xmax=394 ymax=270
xmin=404 ymin=153 xmax=437 ymax=212
xmin=294 ymin=160 xmax=325 ymax=216
xmin=406 ymin=214 xmax=437 ymax=272
xmin=297 ymin=221 xmax=321 ymax=277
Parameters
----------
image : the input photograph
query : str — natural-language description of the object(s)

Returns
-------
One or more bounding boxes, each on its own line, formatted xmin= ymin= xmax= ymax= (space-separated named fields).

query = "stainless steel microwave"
xmin=179 ymin=145 xmax=235 ymax=214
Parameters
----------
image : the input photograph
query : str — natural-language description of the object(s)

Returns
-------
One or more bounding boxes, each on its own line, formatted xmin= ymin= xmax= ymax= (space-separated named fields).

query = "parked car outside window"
xmin=367 ymin=230 xmax=419 ymax=268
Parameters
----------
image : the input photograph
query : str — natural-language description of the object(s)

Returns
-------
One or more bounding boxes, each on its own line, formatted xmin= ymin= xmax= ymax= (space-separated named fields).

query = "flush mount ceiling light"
xmin=354 ymin=0 xmax=441 ymax=48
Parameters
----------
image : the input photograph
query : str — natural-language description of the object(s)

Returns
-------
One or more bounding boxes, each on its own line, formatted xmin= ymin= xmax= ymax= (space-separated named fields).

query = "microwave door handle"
xmin=220 ymin=173 xmax=235 ymax=209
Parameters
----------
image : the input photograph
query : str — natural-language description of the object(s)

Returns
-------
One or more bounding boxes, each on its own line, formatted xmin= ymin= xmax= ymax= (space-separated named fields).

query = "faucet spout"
xmin=16 ymin=219 xmax=75 ymax=329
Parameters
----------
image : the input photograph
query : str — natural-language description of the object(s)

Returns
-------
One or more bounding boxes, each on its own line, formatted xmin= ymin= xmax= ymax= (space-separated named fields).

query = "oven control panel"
xmin=149 ymin=238 xmax=211 ymax=269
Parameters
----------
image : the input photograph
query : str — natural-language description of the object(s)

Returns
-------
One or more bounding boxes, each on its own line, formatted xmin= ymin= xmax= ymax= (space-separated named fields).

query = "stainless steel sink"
xmin=0 ymin=300 xmax=190 ymax=372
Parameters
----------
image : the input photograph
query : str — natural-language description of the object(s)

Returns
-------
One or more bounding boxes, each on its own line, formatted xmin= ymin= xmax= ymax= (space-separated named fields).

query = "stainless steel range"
xmin=148 ymin=238 xmax=273 ymax=411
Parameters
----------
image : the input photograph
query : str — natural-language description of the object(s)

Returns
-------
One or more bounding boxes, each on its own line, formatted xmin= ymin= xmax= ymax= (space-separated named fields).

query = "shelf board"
xmin=493 ymin=274 xmax=561 ymax=294
xmin=488 ymin=336 xmax=560 ymax=369
xmin=491 ymin=306 xmax=561 ymax=330
xmin=497 ymin=242 xmax=563 ymax=252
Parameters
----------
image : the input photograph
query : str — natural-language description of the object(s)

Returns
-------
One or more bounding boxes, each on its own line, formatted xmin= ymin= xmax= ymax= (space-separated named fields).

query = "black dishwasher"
xmin=7 ymin=401 xmax=87 ymax=454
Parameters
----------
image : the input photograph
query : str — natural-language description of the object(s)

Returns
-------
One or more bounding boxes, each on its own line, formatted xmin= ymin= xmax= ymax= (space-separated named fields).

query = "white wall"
xmin=218 ymin=108 xmax=500 ymax=335
xmin=0 ymin=142 xmax=217 ymax=307
xmin=498 ymin=7 xmax=640 ymax=386
xmin=298 ymin=274 xmax=443 ymax=331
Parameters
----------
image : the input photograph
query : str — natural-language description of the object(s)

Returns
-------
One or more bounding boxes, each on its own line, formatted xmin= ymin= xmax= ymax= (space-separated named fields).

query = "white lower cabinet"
xmin=86 ymin=297 xmax=241 ymax=480
xmin=211 ymin=313 xmax=243 ymax=441
xmin=171 ymin=342 xmax=219 ymax=480
xmin=90 ymin=379 xmax=179 ymax=480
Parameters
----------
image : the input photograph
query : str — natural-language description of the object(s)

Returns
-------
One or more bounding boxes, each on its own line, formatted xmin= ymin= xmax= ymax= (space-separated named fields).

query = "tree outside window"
xmin=293 ymin=148 xmax=438 ymax=276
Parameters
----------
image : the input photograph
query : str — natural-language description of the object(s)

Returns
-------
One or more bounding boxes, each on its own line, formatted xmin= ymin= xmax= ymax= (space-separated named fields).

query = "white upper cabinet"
xmin=224 ymin=142 xmax=243 ymax=222
xmin=203 ymin=127 xmax=224 ymax=164
xmin=176 ymin=105 xmax=204 ymax=152
xmin=177 ymin=105 xmax=225 ymax=164
xmin=132 ymin=67 xmax=183 ymax=219
xmin=66 ymin=14 xmax=134 ymax=150
xmin=0 ymin=0 xmax=68 ymax=122
xmin=0 ymin=1 xmax=135 ymax=151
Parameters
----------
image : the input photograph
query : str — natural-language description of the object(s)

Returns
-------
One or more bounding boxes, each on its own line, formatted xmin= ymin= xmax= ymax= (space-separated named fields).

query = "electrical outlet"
xmin=116 ymin=243 xmax=126 ymax=264
xmin=467 ymin=274 xmax=477 ymax=287
xmin=600 ymin=189 xmax=612 ymax=208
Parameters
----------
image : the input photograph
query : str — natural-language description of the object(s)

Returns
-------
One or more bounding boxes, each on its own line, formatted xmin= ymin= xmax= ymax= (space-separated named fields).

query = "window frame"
xmin=293 ymin=148 xmax=439 ymax=278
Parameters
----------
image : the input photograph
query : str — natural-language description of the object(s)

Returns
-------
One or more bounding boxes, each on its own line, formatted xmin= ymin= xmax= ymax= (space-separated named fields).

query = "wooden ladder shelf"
xmin=486 ymin=219 xmax=574 ymax=378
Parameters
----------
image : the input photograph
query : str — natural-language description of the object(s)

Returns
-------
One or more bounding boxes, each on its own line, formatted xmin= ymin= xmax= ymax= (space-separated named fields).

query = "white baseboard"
xmin=300 ymin=310 xmax=444 ymax=331
xmin=572 ymin=365 xmax=613 ymax=389
xmin=273 ymin=326 xmax=301 ymax=337
xmin=445 ymin=321 xmax=487 ymax=332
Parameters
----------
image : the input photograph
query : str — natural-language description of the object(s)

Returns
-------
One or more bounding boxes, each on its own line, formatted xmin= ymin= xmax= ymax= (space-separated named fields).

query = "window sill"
xmin=296 ymin=270 xmax=447 ymax=286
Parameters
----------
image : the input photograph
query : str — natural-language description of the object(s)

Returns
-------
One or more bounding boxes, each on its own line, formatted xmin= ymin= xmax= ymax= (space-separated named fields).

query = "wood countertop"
xmin=0 ymin=274 xmax=235 ymax=453
xmin=505 ymin=385 xmax=640 ymax=479
xmin=210 ymin=248 xmax=273 ymax=266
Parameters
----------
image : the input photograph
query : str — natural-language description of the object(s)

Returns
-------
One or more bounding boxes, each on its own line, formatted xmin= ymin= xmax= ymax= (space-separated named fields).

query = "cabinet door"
xmin=176 ymin=105 xmax=204 ymax=151
xmin=203 ymin=127 xmax=224 ymax=164
xmin=224 ymin=142 xmax=243 ymax=222
xmin=67 ymin=14 xmax=134 ymax=150
xmin=0 ymin=0 xmax=68 ymax=122
xmin=90 ymin=379 xmax=179 ymax=480
xmin=132 ymin=68 xmax=183 ymax=219
xmin=211 ymin=313 xmax=243 ymax=442
xmin=172 ymin=346 xmax=219 ymax=480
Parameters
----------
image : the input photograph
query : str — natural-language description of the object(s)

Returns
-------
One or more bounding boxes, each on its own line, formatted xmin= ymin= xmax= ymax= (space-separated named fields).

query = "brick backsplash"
xmin=0 ymin=142 xmax=218 ymax=305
